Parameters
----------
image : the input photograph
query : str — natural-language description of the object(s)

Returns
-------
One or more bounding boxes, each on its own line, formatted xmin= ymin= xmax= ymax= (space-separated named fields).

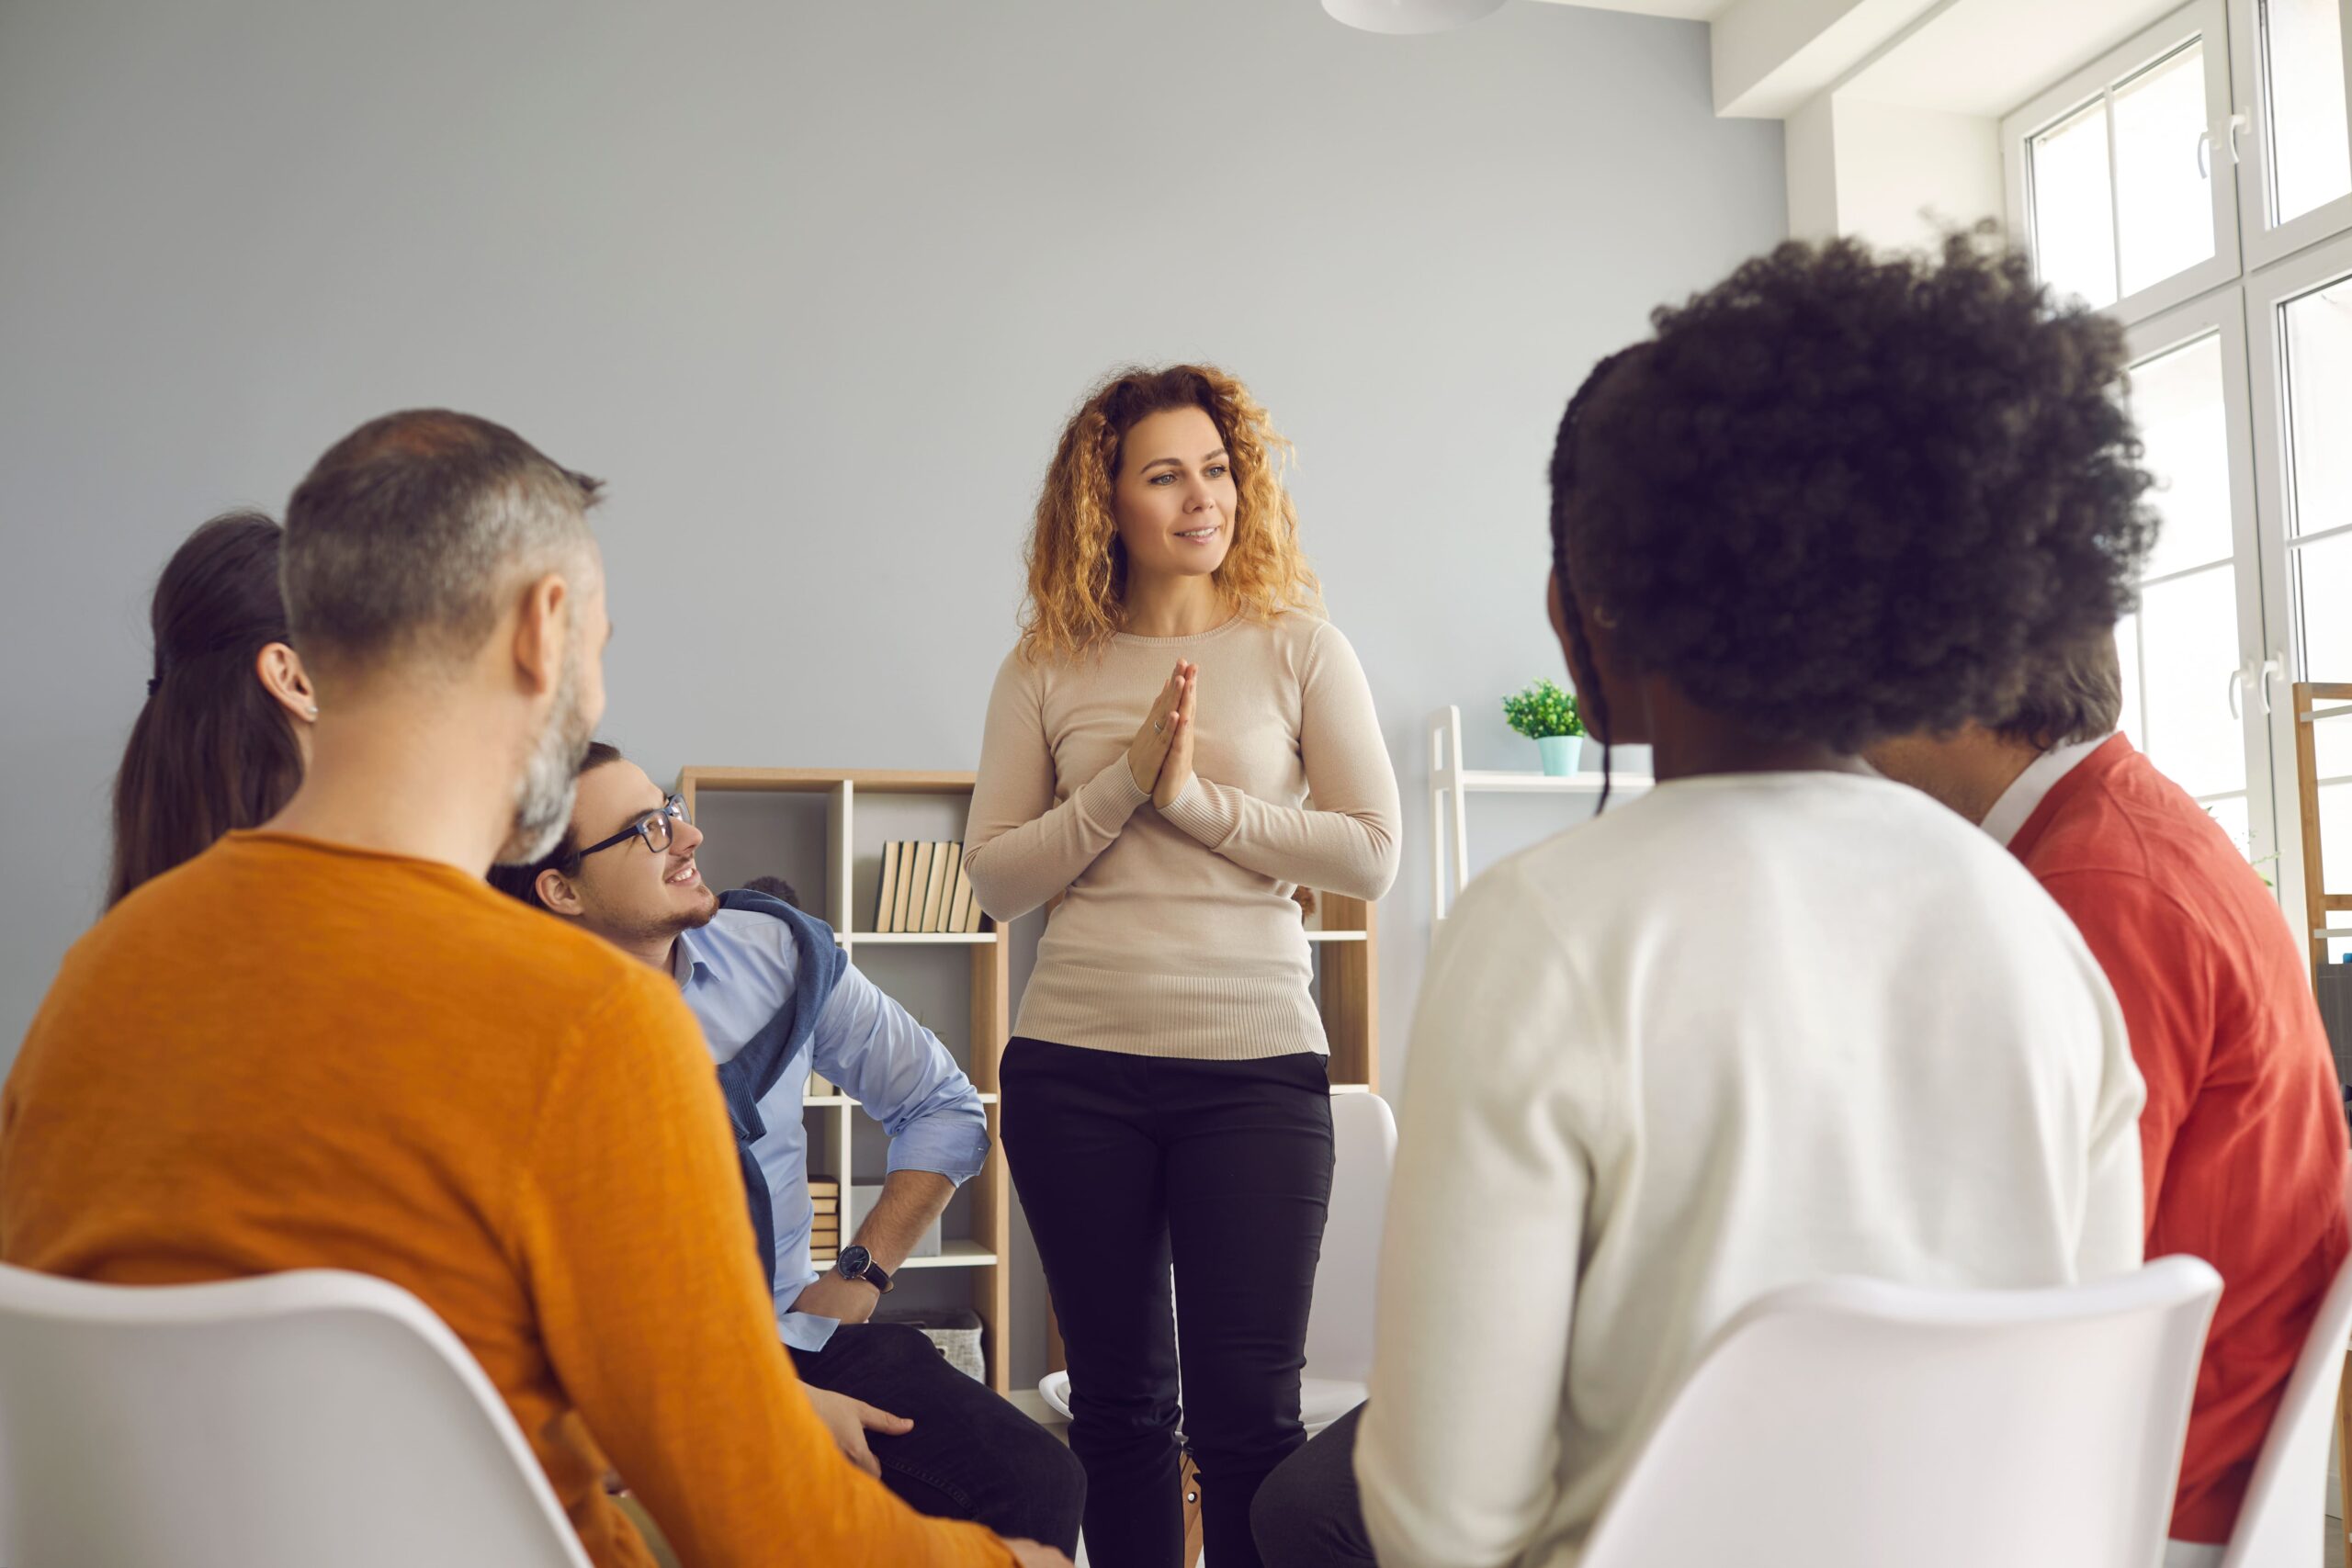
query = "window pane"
xmin=2113 ymin=42 xmax=2216 ymax=298
xmin=2139 ymin=564 xmax=2246 ymax=796
xmin=2132 ymin=332 xmax=2235 ymax=578
xmin=2117 ymin=612 xmax=2146 ymax=750
xmin=2032 ymin=100 xmax=2120 ymax=309
xmin=2283 ymin=276 xmax=2352 ymax=537
xmin=2322 ymin=780 xmax=2352 ymax=890
xmin=2314 ymin=705 xmax=2352 ymax=779
xmin=2297 ymin=530 xmax=2352 ymax=683
xmin=2203 ymin=792 xmax=2254 ymax=862
xmin=2299 ymin=530 xmax=2352 ymax=807
xmin=2264 ymin=0 xmax=2352 ymax=224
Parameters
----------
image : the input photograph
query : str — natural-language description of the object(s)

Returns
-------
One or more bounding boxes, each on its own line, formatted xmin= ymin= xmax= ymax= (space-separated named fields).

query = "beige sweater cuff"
xmin=1158 ymin=775 xmax=1237 ymax=849
xmin=1088 ymin=755 xmax=1155 ymax=826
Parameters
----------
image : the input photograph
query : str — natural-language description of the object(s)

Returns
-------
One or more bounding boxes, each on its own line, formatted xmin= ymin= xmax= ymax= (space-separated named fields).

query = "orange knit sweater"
xmin=1 ymin=831 xmax=1011 ymax=1568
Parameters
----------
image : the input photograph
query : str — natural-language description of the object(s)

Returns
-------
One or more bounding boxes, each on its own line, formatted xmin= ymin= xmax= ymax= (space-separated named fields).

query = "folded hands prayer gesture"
xmin=1125 ymin=659 xmax=1199 ymax=810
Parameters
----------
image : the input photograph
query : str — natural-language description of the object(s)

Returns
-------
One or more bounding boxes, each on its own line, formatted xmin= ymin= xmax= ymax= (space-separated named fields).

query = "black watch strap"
xmin=837 ymin=1247 xmax=893 ymax=1294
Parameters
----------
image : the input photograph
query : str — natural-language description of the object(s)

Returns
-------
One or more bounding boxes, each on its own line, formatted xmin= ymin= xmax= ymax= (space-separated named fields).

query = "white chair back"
xmin=1579 ymin=1257 xmax=2222 ymax=1568
xmin=0 ymin=1264 xmax=591 ymax=1568
xmin=1303 ymin=1089 xmax=1397 ymax=1384
xmin=2221 ymin=1249 xmax=2352 ymax=1566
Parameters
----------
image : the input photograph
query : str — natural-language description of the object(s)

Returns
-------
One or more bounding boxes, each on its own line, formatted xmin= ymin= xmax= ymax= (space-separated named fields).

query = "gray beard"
xmin=495 ymin=645 xmax=592 ymax=867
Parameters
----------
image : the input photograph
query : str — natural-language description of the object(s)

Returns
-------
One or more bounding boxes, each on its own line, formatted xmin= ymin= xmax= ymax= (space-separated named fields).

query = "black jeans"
xmin=789 ymin=1322 xmax=1087 ymax=1555
xmin=1001 ymin=1038 xmax=1335 ymax=1568
xmin=1251 ymin=1403 xmax=1374 ymax=1567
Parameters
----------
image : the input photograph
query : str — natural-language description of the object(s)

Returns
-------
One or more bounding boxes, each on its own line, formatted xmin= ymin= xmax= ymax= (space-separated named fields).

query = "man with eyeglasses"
xmin=492 ymin=743 xmax=1085 ymax=1560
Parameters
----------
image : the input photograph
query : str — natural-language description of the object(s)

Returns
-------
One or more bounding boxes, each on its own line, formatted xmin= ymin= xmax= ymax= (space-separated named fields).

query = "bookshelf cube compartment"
xmin=853 ymin=790 xmax=991 ymax=938
xmin=690 ymin=787 xmax=836 ymax=922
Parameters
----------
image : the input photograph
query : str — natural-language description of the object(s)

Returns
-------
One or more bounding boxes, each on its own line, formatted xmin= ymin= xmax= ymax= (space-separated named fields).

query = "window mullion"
xmin=2107 ymin=88 xmax=2130 ymax=303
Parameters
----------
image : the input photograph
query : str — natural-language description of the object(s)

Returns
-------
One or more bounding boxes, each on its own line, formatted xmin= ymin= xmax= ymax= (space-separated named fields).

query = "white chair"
xmin=1037 ymin=1089 xmax=1397 ymax=1438
xmin=1297 ymin=1089 xmax=1397 ymax=1430
xmin=1577 ymin=1256 xmax=2223 ymax=1568
xmin=2219 ymin=1250 xmax=2352 ymax=1566
xmin=0 ymin=1264 xmax=591 ymax=1568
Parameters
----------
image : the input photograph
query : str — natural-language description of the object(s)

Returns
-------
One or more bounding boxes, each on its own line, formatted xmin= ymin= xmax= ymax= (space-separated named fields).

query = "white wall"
xmin=1785 ymin=92 xmax=2003 ymax=248
xmin=0 ymin=0 xmax=1784 ymax=1382
xmin=1832 ymin=99 xmax=2004 ymax=248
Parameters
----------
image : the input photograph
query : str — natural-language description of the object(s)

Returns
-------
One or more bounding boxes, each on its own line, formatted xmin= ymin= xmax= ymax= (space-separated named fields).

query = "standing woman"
xmin=108 ymin=511 xmax=317 ymax=905
xmin=966 ymin=365 xmax=1400 ymax=1568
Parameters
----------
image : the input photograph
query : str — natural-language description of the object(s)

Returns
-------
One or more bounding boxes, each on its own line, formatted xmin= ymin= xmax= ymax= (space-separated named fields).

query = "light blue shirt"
xmin=671 ymin=908 xmax=989 ymax=1351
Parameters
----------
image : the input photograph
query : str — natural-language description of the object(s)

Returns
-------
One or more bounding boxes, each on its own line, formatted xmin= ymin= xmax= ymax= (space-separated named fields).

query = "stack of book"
xmin=808 ymin=1176 xmax=841 ymax=1264
xmin=873 ymin=841 xmax=987 ymax=933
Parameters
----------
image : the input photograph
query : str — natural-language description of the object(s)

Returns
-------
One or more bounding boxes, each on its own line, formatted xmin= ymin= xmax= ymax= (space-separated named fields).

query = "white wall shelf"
xmin=1428 ymin=705 xmax=1652 ymax=936
xmin=895 ymin=1240 xmax=1000 ymax=1270
xmin=1450 ymin=770 xmax=1647 ymax=795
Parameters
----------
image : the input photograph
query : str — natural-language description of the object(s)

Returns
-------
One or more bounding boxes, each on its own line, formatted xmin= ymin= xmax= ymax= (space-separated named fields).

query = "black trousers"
xmin=789 ymin=1322 xmax=1087 ymax=1555
xmin=1001 ymin=1038 xmax=1335 ymax=1568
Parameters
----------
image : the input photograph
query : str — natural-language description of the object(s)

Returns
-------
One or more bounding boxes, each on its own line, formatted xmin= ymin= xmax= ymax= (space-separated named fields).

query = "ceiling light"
xmin=1322 ymin=0 xmax=1507 ymax=33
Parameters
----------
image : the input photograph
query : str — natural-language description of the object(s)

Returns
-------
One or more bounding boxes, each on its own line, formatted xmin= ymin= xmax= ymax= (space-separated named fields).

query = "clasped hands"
xmin=1125 ymin=660 xmax=1199 ymax=810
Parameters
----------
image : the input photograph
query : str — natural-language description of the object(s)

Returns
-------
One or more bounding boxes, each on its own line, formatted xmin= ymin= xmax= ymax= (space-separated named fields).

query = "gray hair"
xmin=283 ymin=409 xmax=603 ymax=669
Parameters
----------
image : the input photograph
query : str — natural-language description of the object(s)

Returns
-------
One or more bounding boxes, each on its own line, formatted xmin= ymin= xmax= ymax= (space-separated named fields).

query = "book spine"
xmin=874 ymin=840 xmax=900 ymax=933
xmin=891 ymin=841 xmax=919 ymax=933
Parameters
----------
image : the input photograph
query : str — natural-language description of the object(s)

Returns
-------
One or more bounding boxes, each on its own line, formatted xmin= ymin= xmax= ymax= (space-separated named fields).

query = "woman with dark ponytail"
xmin=107 ymin=511 xmax=316 ymax=906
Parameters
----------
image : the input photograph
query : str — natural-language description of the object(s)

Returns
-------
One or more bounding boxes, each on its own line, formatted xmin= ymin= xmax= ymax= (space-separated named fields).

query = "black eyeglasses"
xmin=575 ymin=795 xmax=691 ymax=863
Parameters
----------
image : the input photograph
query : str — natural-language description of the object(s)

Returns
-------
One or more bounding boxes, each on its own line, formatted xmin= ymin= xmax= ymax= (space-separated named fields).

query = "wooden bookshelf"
xmin=2292 ymin=682 xmax=2352 ymax=972
xmin=676 ymin=766 xmax=1014 ymax=1393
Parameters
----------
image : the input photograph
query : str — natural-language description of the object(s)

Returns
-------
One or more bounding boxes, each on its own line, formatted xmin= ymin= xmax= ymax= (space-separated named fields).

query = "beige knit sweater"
xmin=964 ymin=611 xmax=1401 ymax=1060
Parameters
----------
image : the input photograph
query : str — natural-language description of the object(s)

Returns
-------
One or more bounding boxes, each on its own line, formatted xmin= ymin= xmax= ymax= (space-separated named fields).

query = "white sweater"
xmin=1355 ymin=770 xmax=2146 ymax=1568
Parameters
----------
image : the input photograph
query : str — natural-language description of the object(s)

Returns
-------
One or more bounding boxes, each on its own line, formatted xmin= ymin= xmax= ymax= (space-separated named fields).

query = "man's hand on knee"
xmin=805 ymin=1386 xmax=913 ymax=1477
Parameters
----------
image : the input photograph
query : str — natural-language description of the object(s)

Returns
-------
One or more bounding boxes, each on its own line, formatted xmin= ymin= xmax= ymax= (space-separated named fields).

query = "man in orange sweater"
xmin=0 ymin=410 xmax=1057 ymax=1568
xmin=1871 ymin=635 xmax=2349 ymax=1562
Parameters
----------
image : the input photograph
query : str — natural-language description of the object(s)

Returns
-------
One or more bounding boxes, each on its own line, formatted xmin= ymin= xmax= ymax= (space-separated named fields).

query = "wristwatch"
xmin=834 ymin=1245 xmax=894 ymax=1295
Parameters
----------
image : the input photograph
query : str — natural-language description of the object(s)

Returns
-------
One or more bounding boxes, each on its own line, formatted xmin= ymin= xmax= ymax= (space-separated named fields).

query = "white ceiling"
xmin=1838 ymin=0 xmax=2186 ymax=116
xmin=1528 ymin=0 xmax=2193 ymax=117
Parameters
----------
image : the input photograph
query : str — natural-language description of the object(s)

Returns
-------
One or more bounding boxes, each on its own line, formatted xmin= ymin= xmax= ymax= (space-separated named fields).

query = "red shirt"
xmin=2011 ymin=736 xmax=2348 ymax=1542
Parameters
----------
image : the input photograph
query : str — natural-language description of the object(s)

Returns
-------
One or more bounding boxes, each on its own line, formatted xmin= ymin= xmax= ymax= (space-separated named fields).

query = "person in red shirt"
xmin=1871 ymin=633 xmax=2349 ymax=1562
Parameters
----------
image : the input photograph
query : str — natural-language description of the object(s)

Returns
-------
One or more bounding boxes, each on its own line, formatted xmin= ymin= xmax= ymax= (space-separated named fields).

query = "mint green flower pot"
xmin=1537 ymin=736 xmax=1582 ymax=776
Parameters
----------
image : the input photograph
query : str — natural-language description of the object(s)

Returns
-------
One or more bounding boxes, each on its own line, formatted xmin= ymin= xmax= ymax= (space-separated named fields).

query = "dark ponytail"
xmin=1547 ymin=345 xmax=1645 ymax=816
xmin=107 ymin=512 xmax=304 ymax=906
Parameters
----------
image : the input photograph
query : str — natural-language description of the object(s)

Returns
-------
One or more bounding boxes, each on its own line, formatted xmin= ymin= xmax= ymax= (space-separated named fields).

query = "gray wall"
xmin=0 ymin=0 xmax=1782 ymax=1385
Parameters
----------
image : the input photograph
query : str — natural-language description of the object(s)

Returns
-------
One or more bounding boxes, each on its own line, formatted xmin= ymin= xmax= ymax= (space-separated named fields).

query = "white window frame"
xmin=2004 ymin=0 xmax=2245 ymax=328
xmin=2247 ymin=228 xmax=2352 ymax=937
xmin=2227 ymin=0 xmax=2352 ymax=272
xmin=2122 ymin=288 xmax=2279 ymax=869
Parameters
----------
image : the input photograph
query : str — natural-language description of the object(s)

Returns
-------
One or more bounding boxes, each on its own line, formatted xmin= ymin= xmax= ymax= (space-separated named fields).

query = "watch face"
xmin=837 ymin=1245 xmax=871 ymax=1280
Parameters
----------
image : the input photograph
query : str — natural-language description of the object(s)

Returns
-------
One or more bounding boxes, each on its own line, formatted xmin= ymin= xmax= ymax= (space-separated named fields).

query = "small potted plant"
xmin=1503 ymin=677 xmax=1585 ymax=776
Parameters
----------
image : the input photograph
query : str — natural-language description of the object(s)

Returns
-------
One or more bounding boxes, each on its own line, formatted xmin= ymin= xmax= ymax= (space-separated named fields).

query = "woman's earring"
xmin=305 ymin=705 xmax=320 ymax=719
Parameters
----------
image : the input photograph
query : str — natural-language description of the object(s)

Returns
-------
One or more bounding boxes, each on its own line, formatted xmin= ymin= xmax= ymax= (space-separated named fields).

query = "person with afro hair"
xmin=1250 ymin=232 xmax=2161 ymax=1568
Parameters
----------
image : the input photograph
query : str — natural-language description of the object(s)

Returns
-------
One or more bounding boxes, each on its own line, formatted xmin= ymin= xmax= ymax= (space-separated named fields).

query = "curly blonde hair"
xmin=1018 ymin=364 xmax=1322 ymax=664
